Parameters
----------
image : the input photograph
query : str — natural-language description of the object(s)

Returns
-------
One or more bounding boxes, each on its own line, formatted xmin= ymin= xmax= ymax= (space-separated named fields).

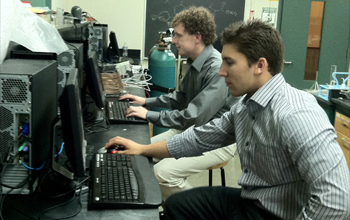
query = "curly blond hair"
xmin=171 ymin=6 xmax=217 ymax=46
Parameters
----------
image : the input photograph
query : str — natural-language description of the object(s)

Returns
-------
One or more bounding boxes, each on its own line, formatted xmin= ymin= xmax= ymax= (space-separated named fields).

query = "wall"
xmin=52 ymin=0 xmax=279 ymax=62
xmin=51 ymin=0 xmax=145 ymax=56
xmin=29 ymin=0 xmax=51 ymax=8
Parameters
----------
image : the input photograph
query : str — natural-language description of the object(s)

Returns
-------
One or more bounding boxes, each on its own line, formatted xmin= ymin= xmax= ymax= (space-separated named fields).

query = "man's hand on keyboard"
xmin=120 ymin=94 xmax=146 ymax=106
xmin=126 ymin=106 xmax=148 ymax=119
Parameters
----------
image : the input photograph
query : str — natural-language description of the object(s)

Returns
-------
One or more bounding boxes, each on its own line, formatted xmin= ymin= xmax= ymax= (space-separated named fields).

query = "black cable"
xmin=84 ymin=110 xmax=110 ymax=135
xmin=37 ymin=176 xmax=90 ymax=220
xmin=0 ymin=141 xmax=50 ymax=219
xmin=0 ymin=151 xmax=30 ymax=189
xmin=0 ymin=174 xmax=30 ymax=220
xmin=0 ymin=188 xmax=14 ymax=220
xmin=38 ymin=190 xmax=77 ymax=220
xmin=0 ymin=172 xmax=2 ymax=220
xmin=38 ymin=172 xmax=75 ymax=199
xmin=1 ymin=175 xmax=39 ymax=220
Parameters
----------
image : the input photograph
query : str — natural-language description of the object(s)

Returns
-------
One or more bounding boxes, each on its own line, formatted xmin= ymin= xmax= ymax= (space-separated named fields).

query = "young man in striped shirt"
xmin=106 ymin=20 xmax=350 ymax=220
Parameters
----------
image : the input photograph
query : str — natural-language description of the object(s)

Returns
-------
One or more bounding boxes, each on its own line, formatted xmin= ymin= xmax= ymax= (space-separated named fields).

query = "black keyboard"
xmin=106 ymin=101 xmax=148 ymax=124
xmin=88 ymin=152 xmax=162 ymax=210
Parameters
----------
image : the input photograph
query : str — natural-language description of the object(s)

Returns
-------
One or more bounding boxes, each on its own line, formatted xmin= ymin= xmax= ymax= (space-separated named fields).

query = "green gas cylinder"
xmin=149 ymin=43 xmax=176 ymax=136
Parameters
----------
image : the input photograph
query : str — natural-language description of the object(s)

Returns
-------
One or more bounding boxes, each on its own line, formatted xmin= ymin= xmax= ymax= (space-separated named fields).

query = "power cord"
xmin=122 ymin=72 xmax=153 ymax=92
xmin=84 ymin=109 xmax=110 ymax=135
xmin=0 ymin=169 xmax=30 ymax=220
xmin=37 ymin=175 xmax=90 ymax=220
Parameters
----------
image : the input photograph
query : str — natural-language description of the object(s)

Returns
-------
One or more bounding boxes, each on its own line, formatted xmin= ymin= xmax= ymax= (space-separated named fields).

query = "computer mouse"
xmin=107 ymin=145 xmax=125 ymax=154
xmin=97 ymin=147 xmax=107 ymax=154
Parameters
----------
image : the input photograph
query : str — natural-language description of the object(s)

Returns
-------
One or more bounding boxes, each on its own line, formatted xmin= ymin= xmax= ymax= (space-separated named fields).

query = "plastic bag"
xmin=0 ymin=0 xmax=14 ymax=64
xmin=0 ymin=0 xmax=68 ymax=64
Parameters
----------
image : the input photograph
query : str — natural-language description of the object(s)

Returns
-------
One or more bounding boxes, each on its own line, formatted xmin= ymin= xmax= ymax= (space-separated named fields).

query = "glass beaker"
xmin=55 ymin=8 xmax=64 ymax=27
xmin=330 ymin=65 xmax=337 ymax=84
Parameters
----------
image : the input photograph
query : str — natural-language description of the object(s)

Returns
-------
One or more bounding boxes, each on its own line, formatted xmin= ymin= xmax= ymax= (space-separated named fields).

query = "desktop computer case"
xmin=88 ymin=24 xmax=108 ymax=61
xmin=0 ymin=59 xmax=57 ymax=194
xmin=67 ymin=43 xmax=84 ymax=89
xmin=57 ymin=43 xmax=84 ymax=116
xmin=57 ymin=49 xmax=75 ymax=99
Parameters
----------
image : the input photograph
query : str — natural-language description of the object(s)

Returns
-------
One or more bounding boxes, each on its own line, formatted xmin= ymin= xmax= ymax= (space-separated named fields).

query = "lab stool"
xmin=207 ymin=161 xmax=229 ymax=186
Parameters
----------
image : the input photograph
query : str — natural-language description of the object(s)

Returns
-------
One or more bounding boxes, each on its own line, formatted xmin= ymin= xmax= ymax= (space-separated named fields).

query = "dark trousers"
xmin=163 ymin=187 xmax=280 ymax=220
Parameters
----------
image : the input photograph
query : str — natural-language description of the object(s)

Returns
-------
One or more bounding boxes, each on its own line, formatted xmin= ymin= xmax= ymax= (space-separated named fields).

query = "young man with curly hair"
xmin=108 ymin=20 xmax=350 ymax=219
xmin=119 ymin=6 xmax=238 ymax=201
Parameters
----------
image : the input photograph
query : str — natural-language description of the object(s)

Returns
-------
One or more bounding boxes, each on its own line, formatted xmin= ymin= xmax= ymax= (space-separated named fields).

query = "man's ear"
xmin=255 ymin=58 xmax=268 ymax=75
xmin=195 ymin=32 xmax=202 ymax=44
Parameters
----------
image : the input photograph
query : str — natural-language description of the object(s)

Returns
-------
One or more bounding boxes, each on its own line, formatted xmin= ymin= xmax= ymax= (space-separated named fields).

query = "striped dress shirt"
xmin=167 ymin=73 xmax=350 ymax=219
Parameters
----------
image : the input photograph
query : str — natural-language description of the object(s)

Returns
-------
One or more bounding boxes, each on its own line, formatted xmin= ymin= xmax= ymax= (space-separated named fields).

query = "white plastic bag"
xmin=0 ymin=0 xmax=14 ymax=64
xmin=0 ymin=0 xmax=68 ymax=64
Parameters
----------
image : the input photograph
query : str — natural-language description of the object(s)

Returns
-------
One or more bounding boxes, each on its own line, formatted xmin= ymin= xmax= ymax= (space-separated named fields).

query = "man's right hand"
xmin=105 ymin=137 xmax=171 ymax=159
xmin=119 ymin=94 xmax=146 ymax=106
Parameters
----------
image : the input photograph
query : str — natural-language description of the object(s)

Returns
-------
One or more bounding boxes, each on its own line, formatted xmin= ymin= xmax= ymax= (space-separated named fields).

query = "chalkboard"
xmin=144 ymin=0 xmax=245 ymax=58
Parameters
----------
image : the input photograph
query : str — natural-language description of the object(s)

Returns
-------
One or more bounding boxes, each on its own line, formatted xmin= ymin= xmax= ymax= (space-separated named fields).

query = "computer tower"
xmin=88 ymin=24 xmax=108 ymax=61
xmin=57 ymin=49 xmax=76 ymax=99
xmin=67 ymin=43 xmax=84 ymax=88
xmin=0 ymin=59 xmax=57 ymax=194
xmin=10 ymin=43 xmax=84 ymax=104
xmin=57 ymin=43 xmax=85 ymax=115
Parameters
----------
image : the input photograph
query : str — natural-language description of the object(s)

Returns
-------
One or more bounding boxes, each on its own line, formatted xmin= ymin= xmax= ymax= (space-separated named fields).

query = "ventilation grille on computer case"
xmin=94 ymin=28 xmax=102 ymax=37
xmin=0 ymin=106 xmax=13 ymax=130
xmin=0 ymin=106 xmax=14 ymax=163
xmin=58 ymin=50 xmax=74 ymax=68
xmin=0 ymin=131 xmax=14 ymax=163
xmin=0 ymin=78 xmax=29 ymax=104
xmin=90 ymin=43 xmax=98 ymax=52
xmin=57 ymin=49 xmax=75 ymax=99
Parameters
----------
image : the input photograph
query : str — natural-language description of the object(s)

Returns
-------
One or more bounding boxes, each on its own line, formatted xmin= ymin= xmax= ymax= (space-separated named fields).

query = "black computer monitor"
xmin=85 ymin=52 xmax=106 ymax=109
xmin=55 ymin=68 xmax=86 ymax=179
xmin=106 ymin=31 xmax=121 ymax=62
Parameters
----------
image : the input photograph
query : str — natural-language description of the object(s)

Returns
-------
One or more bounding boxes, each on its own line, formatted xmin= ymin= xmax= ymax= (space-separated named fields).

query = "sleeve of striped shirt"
xmin=166 ymin=110 xmax=236 ymax=159
xmin=282 ymin=107 xmax=350 ymax=219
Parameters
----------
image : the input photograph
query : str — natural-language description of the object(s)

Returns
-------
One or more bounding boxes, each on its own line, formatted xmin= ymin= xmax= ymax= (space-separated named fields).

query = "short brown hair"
xmin=222 ymin=20 xmax=284 ymax=75
xmin=172 ymin=6 xmax=217 ymax=46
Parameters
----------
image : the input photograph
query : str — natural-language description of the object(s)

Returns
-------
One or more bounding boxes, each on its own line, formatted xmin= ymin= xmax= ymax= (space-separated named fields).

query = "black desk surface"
xmin=331 ymin=98 xmax=350 ymax=117
xmin=2 ymin=124 xmax=159 ymax=220
xmin=2 ymin=87 xmax=159 ymax=220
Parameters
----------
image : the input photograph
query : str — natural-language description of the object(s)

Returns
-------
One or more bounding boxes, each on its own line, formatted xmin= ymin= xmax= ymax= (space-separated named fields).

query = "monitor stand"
xmin=83 ymin=105 xmax=105 ymax=123
xmin=81 ymin=92 xmax=105 ymax=123
xmin=106 ymin=46 xmax=120 ymax=63
xmin=51 ymin=119 xmax=88 ymax=183
xmin=52 ymin=120 xmax=74 ymax=180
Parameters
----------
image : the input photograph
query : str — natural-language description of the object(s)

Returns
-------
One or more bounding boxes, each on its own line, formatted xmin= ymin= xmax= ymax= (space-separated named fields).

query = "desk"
xmin=331 ymin=98 xmax=350 ymax=118
xmin=2 ymin=124 xmax=159 ymax=220
xmin=2 ymin=87 xmax=160 ymax=220
xmin=314 ymin=95 xmax=335 ymax=124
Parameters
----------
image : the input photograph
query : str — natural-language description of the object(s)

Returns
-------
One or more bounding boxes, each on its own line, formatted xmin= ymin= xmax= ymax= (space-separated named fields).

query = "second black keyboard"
xmin=106 ymin=101 xmax=148 ymax=124
xmin=88 ymin=152 xmax=162 ymax=210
